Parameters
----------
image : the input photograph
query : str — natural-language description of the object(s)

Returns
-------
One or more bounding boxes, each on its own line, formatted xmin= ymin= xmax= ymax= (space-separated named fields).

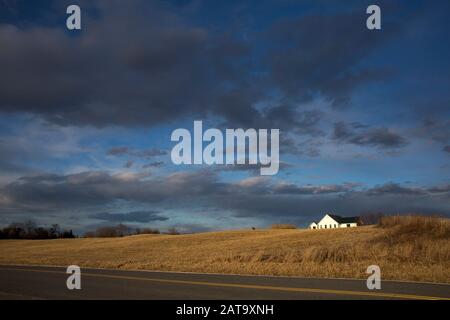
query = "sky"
xmin=0 ymin=0 xmax=449 ymax=234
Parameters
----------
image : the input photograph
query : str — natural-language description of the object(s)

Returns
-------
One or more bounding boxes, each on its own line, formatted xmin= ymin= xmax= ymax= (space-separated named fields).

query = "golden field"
xmin=0 ymin=216 xmax=449 ymax=283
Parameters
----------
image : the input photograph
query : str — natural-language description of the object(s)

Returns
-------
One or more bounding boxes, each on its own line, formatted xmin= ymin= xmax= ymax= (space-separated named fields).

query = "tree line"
xmin=84 ymin=224 xmax=179 ymax=238
xmin=0 ymin=221 xmax=76 ymax=239
xmin=0 ymin=221 xmax=181 ymax=239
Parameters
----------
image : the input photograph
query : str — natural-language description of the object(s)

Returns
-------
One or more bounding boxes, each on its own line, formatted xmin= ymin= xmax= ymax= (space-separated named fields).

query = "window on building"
xmin=347 ymin=224 xmax=350 ymax=227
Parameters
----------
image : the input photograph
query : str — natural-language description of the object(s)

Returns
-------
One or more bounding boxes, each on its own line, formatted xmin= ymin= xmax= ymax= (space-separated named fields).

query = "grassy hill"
xmin=0 ymin=216 xmax=449 ymax=283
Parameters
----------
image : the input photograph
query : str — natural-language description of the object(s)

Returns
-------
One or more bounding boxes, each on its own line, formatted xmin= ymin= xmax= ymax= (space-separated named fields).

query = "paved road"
xmin=0 ymin=265 xmax=449 ymax=300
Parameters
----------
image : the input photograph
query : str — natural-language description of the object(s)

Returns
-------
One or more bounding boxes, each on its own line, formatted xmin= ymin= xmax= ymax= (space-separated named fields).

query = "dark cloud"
xmin=89 ymin=210 xmax=168 ymax=223
xmin=0 ymin=1 xmax=246 ymax=127
xmin=0 ymin=0 xmax=404 ymax=133
xmin=0 ymin=1 xmax=449 ymax=230
xmin=280 ymin=135 xmax=322 ymax=157
xmin=428 ymin=185 xmax=450 ymax=194
xmin=416 ymin=119 xmax=450 ymax=145
xmin=0 ymin=171 xmax=164 ymax=213
xmin=139 ymin=149 xmax=167 ymax=158
xmin=216 ymin=180 xmax=449 ymax=224
xmin=0 ymin=170 xmax=222 ymax=215
xmin=17 ymin=173 xmax=66 ymax=184
xmin=265 ymin=11 xmax=397 ymax=108
xmin=215 ymin=162 xmax=293 ymax=175
xmin=273 ymin=183 xmax=354 ymax=195
xmin=107 ymin=147 xmax=167 ymax=158
xmin=366 ymin=183 xmax=427 ymax=196
xmin=262 ymin=106 xmax=325 ymax=136
xmin=0 ymin=170 xmax=449 ymax=228
xmin=124 ymin=160 xmax=133 ymax=168
xmin=333 ymin=122 xmax=408 ymax=149
xmin=142 ymin=161 xmax=164 ymax=169
xmin=444 ymin=145 xmax=450 ymax=153
xmin=107 ymin=147 xmax=129 ymax=156
xmin=220 ymin=191 xmax=450 ymax=225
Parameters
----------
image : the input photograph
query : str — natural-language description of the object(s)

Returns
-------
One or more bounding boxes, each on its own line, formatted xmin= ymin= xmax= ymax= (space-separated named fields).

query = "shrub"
xmin=84 ymin=225 xmax=162 ymax=238
xmin=90 ymin=224 xmax=134 ymax=238
xmin=137 ymin=228 xmax=160 ymax=235
xmin=84 ymin=231 xmax=96 ymax=238
xmin=359 ymin=212 xmax=384 ymax=225
xmin=167 ymin=228 xmax=180 ymax=235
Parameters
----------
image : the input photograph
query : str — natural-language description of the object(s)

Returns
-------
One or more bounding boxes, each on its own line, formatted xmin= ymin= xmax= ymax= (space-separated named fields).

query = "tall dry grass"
xmin=271 ymin=224 xmax=297 ymax=229
xmin=0 ymin=216 xmax=449 ymax=283
xmin=379 ymin=215 xmax=450 ymax=238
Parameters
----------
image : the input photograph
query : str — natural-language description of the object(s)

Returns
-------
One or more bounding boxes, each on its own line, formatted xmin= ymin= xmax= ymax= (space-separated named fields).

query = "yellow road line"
xmin=2 ymin=268 xmax=449 ymax=300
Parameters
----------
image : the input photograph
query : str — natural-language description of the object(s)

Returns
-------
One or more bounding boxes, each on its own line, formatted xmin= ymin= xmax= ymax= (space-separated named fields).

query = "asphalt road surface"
xmin=0 ymin=265 xmax=449 ymax=300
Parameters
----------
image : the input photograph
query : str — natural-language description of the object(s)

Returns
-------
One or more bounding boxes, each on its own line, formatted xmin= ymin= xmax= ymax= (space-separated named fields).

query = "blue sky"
xmin=0 ymin=0 xmax=449 ymax=234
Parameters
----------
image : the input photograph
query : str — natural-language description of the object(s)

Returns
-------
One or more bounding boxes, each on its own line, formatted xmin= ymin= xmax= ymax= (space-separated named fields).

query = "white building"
xmin=309 ymin=222 xmax=318 ymax=229
xmin=309 ymin=213 xmax=359 ymax=230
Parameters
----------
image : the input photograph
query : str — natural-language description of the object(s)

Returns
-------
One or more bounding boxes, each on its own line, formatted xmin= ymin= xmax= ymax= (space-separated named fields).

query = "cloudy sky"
xmin=0 ymin=0 xmax=449 ymax=233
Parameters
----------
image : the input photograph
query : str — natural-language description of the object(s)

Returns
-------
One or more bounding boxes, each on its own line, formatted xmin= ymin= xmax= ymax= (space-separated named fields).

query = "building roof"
xmin=328 ymin=214 xmax=359 ymax=224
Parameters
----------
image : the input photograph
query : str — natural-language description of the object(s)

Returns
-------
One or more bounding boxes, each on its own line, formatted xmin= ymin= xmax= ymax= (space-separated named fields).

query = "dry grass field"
xmin=0 ymin=216 xmax=449 ymax=283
